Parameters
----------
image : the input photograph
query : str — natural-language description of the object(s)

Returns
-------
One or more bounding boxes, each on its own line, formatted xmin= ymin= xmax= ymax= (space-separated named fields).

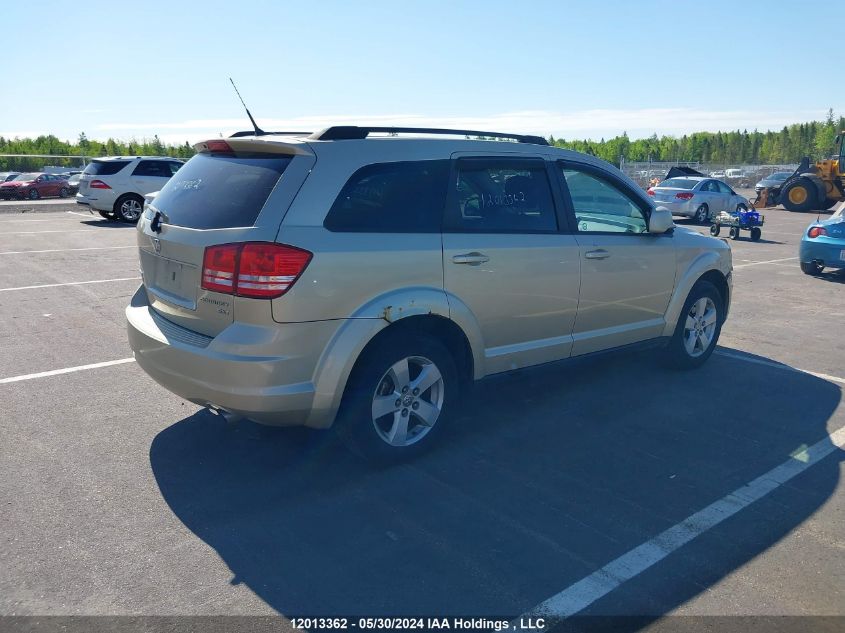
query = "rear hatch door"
xmin=136 ymin=138 xmax=315 ymax=337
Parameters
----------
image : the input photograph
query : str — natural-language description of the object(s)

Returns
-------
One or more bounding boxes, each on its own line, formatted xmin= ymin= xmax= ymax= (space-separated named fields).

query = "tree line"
xmin=0 ymin=133 xmax=195 ymax=171
xmin=1 ymin=109 xmax=842 ymax=171
xmin=550 ymin=109 xmax=843 ymax=167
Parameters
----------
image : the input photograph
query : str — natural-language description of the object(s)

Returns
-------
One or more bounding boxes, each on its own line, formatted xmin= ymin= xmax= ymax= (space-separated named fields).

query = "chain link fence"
xmin=620 ymin=160 xmax=798 ymax=191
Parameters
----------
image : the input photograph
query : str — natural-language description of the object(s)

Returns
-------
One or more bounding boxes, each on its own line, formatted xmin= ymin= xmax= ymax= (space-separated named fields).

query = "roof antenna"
xmin=229 ymin=78 xmax=264 ymax=136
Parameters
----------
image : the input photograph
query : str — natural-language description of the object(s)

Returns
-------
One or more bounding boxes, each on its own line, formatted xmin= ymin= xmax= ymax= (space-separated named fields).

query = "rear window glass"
xmin=659 ymin=178 xmax=697 ymax=189
xmin=84 ymin=160 xmax=131 ymax=176
xmin=150 ymin=153 xmax=291 ymax=229
xmin=324 ymin=160 xmax=449 ymax=233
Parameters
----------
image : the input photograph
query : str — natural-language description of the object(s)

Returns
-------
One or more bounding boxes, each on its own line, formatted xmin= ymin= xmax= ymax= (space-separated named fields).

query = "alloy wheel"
xmin=371 ymin=355 xmax=445 ymax=447
xmin=683 ymin=297 xmax=717 ymax=358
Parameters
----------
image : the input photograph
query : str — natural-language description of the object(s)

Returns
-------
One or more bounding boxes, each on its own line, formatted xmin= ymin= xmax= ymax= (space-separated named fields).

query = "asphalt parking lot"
xmin=0 ymin=204 xmax=843 ymax=628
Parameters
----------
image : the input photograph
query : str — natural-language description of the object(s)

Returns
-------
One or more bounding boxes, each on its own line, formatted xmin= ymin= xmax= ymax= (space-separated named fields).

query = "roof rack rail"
xmin=310 ymin=126 xmax=549 ymax=146
xmin=229 ymin=130 xmax=312 ymax=138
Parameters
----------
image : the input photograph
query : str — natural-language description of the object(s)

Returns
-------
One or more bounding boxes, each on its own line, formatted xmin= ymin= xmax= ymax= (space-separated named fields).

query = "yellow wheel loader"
xmin=765 ymin=132 xmax=845 ymax=212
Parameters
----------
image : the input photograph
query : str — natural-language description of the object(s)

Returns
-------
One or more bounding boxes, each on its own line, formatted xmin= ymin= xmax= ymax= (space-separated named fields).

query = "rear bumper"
xmin=800 ymin=240 xmax=845 ymax=269
xmin=655 ymin=199 xmax=694 ymax=217
xmin=76 ymin=191 xmax=116 ymax=212
xmin=126 ymin=286 xmax=342 ymax=428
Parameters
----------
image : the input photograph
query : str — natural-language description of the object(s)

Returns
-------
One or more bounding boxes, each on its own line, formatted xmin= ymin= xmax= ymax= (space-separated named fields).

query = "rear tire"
xmin=709 ymin=224 xmax=720 ymax=236
xmin=750 ymin=227 xmax=761 ymax=241
xmin=729 ymin=226 xmax=741 ymax=240
xmin=334 ymin=332 xmax=458 ymax=462
xmin=800 ymin=261 xmax=824 ymax=276
xmin=114 ymin=194 xmax=144 ymax=223
xmin=59 ymin=187 xmax=69 ymax=198
xmin=663 ymin=280 xmax=724 ymax=369
xmin=693 ymin=204 xmax=709 ymax=224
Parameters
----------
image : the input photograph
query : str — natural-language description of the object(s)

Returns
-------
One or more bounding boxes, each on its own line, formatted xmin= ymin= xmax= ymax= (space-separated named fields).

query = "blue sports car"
xmin=800 ymin=205 xmax=845 ymax=275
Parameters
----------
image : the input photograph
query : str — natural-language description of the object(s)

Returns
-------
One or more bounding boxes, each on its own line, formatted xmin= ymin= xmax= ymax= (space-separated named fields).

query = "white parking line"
xmin=0 ymin=277 xmax=140 ymax=292
xmin=66 ymin=210 xmax=96 ymax=218
xmin=715 ymin=350 xmax=845 ymax=385
xmin=0 ymin=246 xmax=135 ymax=255
xmin=0 ymin=229 xmax=105 ymax=235
xmin=733 ymin=257 xmax=798 ymax=269
xmin=0 ymin=358 xmax=136 ymax=384
xmin=516 ymin=424 xmax=845 ymax=624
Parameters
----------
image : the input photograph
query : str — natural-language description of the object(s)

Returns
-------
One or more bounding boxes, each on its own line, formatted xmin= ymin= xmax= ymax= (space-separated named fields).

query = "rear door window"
xmin=324 ymin=160 xmax=449 ymax=232
xmin=83 ymin=160 xmax=131 ymax=176
xmin=445 ymin=158 xmax=558 ymax=233
xmin=150 ymin=153 xmax=292 ymax=229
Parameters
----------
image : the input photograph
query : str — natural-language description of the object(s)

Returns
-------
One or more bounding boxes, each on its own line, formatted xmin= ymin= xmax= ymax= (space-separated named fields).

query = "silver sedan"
xmin=648 ymin=177 xmax=749 ymax=223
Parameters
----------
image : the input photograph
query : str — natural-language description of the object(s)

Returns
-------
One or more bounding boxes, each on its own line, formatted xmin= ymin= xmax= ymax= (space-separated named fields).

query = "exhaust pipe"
xmin=206 ymin=405 xmax=243 ymax=424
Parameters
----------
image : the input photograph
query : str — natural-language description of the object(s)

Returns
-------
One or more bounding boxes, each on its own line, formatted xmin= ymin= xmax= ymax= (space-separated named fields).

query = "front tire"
xmin=709 ymin=224 xmax=721 ymax=236
xmin=335 ymin=333 xmax=458 ymax=461
xmin=114 ymin=194 xmax=144 ymax=223
xmin=781 ymin=178 xmax=817 ymax=212
xmin=729 ymin=226 xmax=741 ymax=240
xmin=28 ymin=188 xmax=39 ymax=200
xmin=693 ymin=204 xmax=709 ymax=224
xmin=750 ymin=227 xmax=761 ymax=241
xmin=663 ymin=280 xmax=724 ymax=369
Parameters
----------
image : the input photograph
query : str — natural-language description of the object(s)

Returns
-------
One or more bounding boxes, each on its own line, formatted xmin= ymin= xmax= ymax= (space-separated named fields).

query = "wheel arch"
xmin=304 ymin=289 xmax=482 ymax=429
xmin=662 ymin=253 xmax=730 ymax=337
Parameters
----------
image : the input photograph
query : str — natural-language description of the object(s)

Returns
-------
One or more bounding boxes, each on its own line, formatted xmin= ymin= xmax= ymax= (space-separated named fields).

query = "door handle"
xmin=452 ymin=252 xmax=490 ymax=265
xmin=584 ymin=249 xmax=610 ymax=260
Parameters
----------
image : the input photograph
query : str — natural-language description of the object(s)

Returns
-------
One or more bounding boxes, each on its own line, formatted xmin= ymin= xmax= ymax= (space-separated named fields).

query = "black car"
xmin=755 ymin=171 xmax=793 ymax=194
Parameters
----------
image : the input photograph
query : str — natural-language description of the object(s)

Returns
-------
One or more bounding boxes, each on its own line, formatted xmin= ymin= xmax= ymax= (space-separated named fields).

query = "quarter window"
xmin=560 ymin=165 xmax=648 ymax=234
xmin=324 ymin=160 xmax=448 ymax=233
xmin=133 ymin=160 xmax=172 ymax=178
xmin=446 ymin=159 xmax=557 ymax=233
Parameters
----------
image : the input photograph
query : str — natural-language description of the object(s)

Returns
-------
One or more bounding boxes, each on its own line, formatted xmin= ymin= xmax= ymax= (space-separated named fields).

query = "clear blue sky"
xmin=2 ymin=0 xmax=840 ymax=144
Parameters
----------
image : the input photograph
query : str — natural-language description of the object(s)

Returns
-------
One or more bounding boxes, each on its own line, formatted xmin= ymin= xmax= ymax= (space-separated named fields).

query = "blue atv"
xmin=710 ymin=207 xmax=764 ymax=241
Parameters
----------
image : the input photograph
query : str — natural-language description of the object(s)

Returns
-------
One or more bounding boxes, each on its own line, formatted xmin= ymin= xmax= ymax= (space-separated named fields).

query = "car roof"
xmin=91 ymin=156 xmax=181 ymax=161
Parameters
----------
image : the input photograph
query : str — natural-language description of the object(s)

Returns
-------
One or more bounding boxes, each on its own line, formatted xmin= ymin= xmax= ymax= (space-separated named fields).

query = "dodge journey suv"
xmin=127 ymin=126 xmax=732 ymax=459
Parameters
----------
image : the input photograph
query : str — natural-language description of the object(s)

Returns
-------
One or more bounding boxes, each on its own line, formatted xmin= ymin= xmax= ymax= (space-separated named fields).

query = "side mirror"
xmin=649 ymin=206 xmax=674 ymax=234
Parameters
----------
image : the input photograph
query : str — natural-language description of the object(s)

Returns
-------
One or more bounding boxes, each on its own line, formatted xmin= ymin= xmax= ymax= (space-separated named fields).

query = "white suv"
xmin=76 ymin=156 xmax=183 ymax=222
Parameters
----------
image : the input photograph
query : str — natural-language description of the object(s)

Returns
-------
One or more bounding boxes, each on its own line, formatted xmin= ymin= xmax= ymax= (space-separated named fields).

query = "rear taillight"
xmin=675 ymin=192 xmax=694 ymax=200
xmin=646 ymin=188 xmax=655 ymax=196
xmin=201 ymin=139 xmax=234 ymax=154
xmin=807 ymin=226 xmax=827 ymax=238
xmin=201 ymin=242 xmax=312 ymax=299
xmin=89 ymin=179 xmax=111 ymax=189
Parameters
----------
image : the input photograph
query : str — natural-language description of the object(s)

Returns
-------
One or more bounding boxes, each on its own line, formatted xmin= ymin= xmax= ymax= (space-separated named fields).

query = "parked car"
xmin=126 ymin=126 xmax=732 ymax=460
xmin=648 ymin=176 xmax=750 ymax=223
xmin=66 ymin=173 xmax=82 ymax=195
xmin=799 ymin=204 xmax=845 ymax=275
xmin=710 ymin=170 xmax=726 ymax=179
xmin=755 ymin=171 xmax=793 ymax=195
xmin=0 ymin=173 xmax=71 ymax=200
xmin=76 ymin=156 xmax=184 ymax=222
xmin=0 ymin=171 xmax=21 ymax=183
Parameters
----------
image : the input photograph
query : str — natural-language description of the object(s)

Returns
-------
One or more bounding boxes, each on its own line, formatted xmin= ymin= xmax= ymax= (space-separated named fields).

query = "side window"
xmin=132 ymin=160 xmax=170 ymax=177
xmin=716 ymin=181 xmax=732 ymax=194
xmin=324 ymin=160 xmax=449 ymax=233
xmin=560 ymin=164 xmax=648 ymax=234
xmin=168 ymin=162 xmax=182 ymax=176
xmin=446 ymin=159 xmax=558 ymax=233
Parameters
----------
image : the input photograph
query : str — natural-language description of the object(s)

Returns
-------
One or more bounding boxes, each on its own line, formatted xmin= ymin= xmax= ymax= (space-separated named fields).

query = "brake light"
xmin=646 ymin=188 xmax=655 ymax=196
xmin=203 ymin=140 xmax=234 ymax=154
xmin=201 ymin=242 xmax=312 ymax=298
xmin=675 ymin=192 xmax=694 ymax=200
xmin=807 ymin=226 xmax=827 ymax=238
xmin=89 ymin=179 xmax=111 ymax=189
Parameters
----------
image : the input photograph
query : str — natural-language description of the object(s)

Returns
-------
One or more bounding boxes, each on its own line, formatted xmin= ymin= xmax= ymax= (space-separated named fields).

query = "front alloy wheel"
xmin=371 ymin=356 xmax=445 ymax=447
xmin=683 ymin=297 xmax=718 ymax=358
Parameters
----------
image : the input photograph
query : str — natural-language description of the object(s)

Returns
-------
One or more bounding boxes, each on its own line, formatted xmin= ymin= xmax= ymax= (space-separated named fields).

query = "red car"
xmin=0 ymin=173 xmax=71 ymax=200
